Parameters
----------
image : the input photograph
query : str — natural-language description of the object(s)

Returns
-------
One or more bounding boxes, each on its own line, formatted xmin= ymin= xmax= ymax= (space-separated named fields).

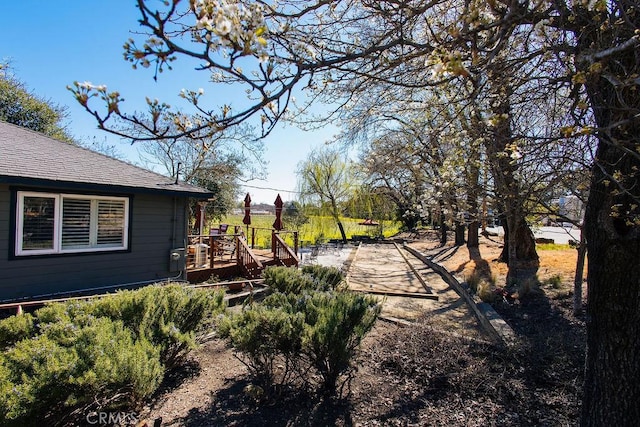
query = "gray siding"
xmin=0 ymin=186 xmax=9 ymax=283
xmin=0 ymin=185 xmax=189 ymax=301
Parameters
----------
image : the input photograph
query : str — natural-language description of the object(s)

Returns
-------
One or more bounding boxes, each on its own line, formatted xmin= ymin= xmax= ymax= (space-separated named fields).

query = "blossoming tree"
xmin=70 ymin=1 xmax=640 ymax=423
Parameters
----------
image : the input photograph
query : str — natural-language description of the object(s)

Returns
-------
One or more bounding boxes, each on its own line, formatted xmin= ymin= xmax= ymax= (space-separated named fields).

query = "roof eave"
xmin=0 ymin=175 xmax=214 ymax=199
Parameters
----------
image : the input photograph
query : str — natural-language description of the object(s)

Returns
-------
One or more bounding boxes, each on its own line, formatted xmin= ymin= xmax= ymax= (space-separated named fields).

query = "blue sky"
xmin=0 ymin=1 xmax=338 ymax=204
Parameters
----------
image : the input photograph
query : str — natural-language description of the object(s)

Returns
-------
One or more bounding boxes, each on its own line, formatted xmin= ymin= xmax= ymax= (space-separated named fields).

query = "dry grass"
xmin=418 ymin=236 xmax=586 ymax=291
xmin=537 ymin=248 xmax=587 ymax=284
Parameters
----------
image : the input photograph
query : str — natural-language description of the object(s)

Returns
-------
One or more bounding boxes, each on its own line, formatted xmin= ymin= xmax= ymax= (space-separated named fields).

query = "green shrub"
xmin=69 ymin=317 xmax=164 ymax=403
xmin=465 ymin=272 xmax=481 ymax=294
xmin=34 ymin=285 xmax=225 ymax=369
xmin=301 ymin=265 xmax=344 ymax=290
xmin=537 ymin=243 xmax=572 ymax=251
xmin=263 ymin=266 xmax=316 ymax=294
xmin=0 ymin=316 xmax=163 ymax=425
xmin=301 ymin=291 xmax=380 ymax=394
xmin=218 ymin=304 xmax=305 ymax=391
xmin=83 ymin=284 xmax=226 ymax=368
xmin=544 ymin=274 xmax=563 ymax=289
xmin=0 ymin=360 xmax=13 ymax=421
xmin=221 ymin=290 xmax=380 ymax=396
xmin=477 ymin=281 xmax=497 ymax=303
xmin=515 ymin=277 xmax=542 ymax=299
xmin=0 ymin=334 xmax=77 ymax=424
xmin=0 ymin=284 xmax=224 ymax=425
xmin=0 ymin=312 xmax=35 ymax=349
xmin=264 ymin=265 xmax=345 ymax=294
xmin=466 ymin=271 xmax=500 ymax=303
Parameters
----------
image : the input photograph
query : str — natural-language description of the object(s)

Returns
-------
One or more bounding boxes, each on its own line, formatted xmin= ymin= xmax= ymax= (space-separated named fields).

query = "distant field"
xmin=211 ymin=214 xmax=401 ymax=248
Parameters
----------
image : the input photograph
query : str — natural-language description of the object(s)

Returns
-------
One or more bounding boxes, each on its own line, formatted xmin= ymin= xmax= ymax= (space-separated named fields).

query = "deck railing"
xmin=237 ymin=237 xmax=263 ymax=278
xmin=188 ymin=233 xmax=266 ymax=277
xmin=187 ymin=233 xmax=240 ymax=269
xmin=187 ymin=230 xmax=298 ymax=277
xmin=272 ymin=232 xmax=299 ymax=267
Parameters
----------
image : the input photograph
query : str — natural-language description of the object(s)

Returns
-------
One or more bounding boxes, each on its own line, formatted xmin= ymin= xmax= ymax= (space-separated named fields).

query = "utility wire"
xmin=242 ymin=183 xmax=302 ymax=194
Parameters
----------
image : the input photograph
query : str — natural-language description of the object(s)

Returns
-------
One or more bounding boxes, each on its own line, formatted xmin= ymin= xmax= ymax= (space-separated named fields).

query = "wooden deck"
xmin=186 ymin=232 xmax=299 ymax=283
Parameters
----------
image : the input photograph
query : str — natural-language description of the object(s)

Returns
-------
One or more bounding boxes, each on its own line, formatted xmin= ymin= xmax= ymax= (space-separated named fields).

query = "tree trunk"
xmin=581 ymin=150 xmax=640 ymax=424
xmin=577 ymin=2 xmax=640 ymax=422
xmin=573 ymin=225 xmax=587 ymax=316
xmin=467 ymin=220 xmax=479 ymax=247
xmin=330 ymin=198 xmax=347 ymax=243
xmin=336 ymin=220 xmax=347 ymax=243
xmin=465 ymin=132 xmax=481 ymax=248
xmin=497 ymin=208 xmax=538 ymax=276
xmin=454 ymin=221 xmax=465 ymax=246
xmin=484 ymin=89 xmax=538 ymax=283
xmin=438 ymin=199 xmax=448 ymax=246
xmin=497 ymin=212 xmax=509 ymax=262
xmin=439 ymin=220 xmax=448 ymax=246
xmin=503 ymin=216 xmax=538 ymax=286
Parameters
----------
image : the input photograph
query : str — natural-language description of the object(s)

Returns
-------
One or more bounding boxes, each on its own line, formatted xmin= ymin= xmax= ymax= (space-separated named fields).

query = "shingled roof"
xmin=0 ymin=121 xmax=212 ymax=198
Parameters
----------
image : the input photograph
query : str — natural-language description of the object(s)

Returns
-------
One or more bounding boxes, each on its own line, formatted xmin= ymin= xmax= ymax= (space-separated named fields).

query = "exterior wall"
xmin=0 ymin=184 xmax=189 ymax=301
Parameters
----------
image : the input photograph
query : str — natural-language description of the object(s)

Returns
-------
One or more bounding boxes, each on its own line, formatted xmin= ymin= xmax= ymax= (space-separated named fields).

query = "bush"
xmin=544 ymin=274 xmax=563 ymax=289
xmin=222 ymin=289 xmax=380 ymax=396
xmin=83 ymin=284 xmax=226 ymax=368
xmin=301 ymin=291 xmax=380 ymax=394
xmin=0 ymin=316 xmax=163 ymax=425
xmin=34 ymin=285 xmax=225 ymax=368
xmin=465 ymin=271 xmax=500 ymax=303
xmin=0 ymin=361 xmax=13 ymax=421
xmin=264 ymin=265 xmax=345 ymax=294
xmin=515 ymin=277 xmax=542 ymax=299
xmin=218 ymin=304 xmax=305 ymax=392
xmin=0 ymin=312 xmax=35 ymax=349
xmin=0 ymin=284 xmax=225 ymax=425
xmin=477 ymin=281 xmax=497 ymax=303
xmin=263 ymin=266 xmax=316 ymax=294
xmin=301 ymin=265 xmax=344 ymax=290
xmin=465 ymin=272 xmax=481 ymax=294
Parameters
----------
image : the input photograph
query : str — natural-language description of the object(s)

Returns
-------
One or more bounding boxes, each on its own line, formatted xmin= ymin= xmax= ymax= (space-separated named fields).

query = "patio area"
xmin=186 ymin=229 xmax=299 ymax=282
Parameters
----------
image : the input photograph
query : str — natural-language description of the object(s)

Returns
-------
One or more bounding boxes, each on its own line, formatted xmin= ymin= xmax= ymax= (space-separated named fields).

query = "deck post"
xmin=294 ymin=231 xmax=299 ymax=257
xmin=209 ymin=239 xmax=215 ymax=269
xmin=251 ymin=227 xmax=255 ymax=249
xmin=271 ymin=230 xmax=276 ymax=258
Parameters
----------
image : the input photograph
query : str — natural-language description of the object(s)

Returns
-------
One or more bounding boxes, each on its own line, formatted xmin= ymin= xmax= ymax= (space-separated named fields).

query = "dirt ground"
xmin=137 ymin=231 xmax=586 ymax=426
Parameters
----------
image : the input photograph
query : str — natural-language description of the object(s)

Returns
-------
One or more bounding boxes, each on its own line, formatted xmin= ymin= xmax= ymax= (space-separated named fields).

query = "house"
xmin=0 ymin=121 xmax=212 ymax=302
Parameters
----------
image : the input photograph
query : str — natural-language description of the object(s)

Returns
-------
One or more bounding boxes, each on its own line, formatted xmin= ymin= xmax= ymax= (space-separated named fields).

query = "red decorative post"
xmin=273 ymin=194 xmax=283 ymax=231
xmin=273 ymin=194 xmax=284 ymax=257
xmin=242 ymin=193 xmax=251 ymax=238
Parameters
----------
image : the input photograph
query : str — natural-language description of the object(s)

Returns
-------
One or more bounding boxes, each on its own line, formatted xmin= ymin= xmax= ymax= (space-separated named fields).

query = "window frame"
xmin=15 ymin=191 xmax=130 ymax=256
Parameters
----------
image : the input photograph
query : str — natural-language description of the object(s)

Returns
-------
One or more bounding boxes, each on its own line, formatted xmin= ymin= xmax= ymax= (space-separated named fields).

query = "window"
xmin=16 ymin=191 xmax=129 ymax=256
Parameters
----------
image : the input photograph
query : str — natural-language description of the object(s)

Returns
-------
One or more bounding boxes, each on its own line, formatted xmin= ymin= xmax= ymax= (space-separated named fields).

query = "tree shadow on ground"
xmin=428 ymin=245 xmax=460 ymax=263
xmin=481 ymin=230 xmax=502 ymax=244
xmin=491 ymin=285 xmax=586 ymax=420
xmin=468 ymin=246 xmax=492 ymax=281
xmin=148 ymin=359 xmax=202 ymax=409
xmin=367 ymin=299 xmax=585 ymax=425
xmin=180 ymin=379 xmax=354 ymax=426
xmin=452 ymin=246 xmax=493 ymax=282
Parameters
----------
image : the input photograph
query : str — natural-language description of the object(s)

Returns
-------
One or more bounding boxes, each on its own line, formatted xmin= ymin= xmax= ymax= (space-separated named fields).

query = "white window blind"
xmin=16 ymin=192 xmax=129 ymax=256
xmin=97 ymin=200 xmax=126 ymax=247
xmin=62 ymin=198 xmax=91 ymax=249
